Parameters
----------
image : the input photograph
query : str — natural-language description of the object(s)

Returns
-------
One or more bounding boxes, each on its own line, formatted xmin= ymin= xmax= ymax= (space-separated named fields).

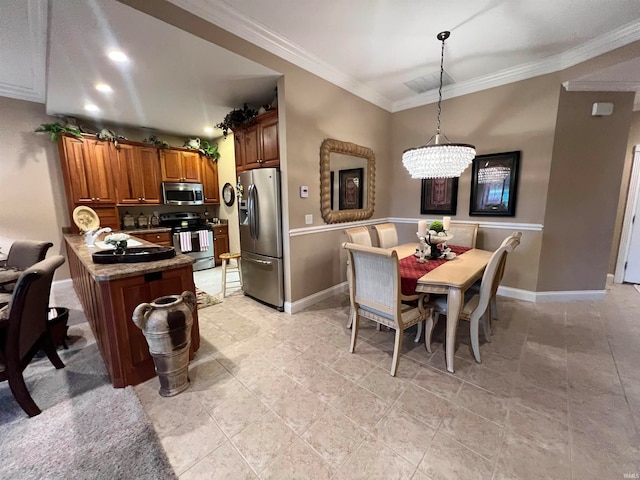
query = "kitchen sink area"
xmin=91 ymin=246 xmax=176 ymax=264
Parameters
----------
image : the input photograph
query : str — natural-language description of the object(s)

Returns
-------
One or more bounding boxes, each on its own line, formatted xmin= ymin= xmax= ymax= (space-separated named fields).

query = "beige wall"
xmin=610 ymin=111 xmax=640 ymax=273
xmin=216 ymin=134 xmax=240 ymax=254
xmin=537 ymin=90 xmax=634 ymax=291
xmin=0 ymin=97 xmax=71 ymax=279
xmin=390 ymin=74 xmax=562 ymax=291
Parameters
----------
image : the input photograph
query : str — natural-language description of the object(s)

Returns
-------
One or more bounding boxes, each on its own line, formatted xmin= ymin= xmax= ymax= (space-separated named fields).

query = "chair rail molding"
xmin=289 ymin=218 xmax=543 ymax=237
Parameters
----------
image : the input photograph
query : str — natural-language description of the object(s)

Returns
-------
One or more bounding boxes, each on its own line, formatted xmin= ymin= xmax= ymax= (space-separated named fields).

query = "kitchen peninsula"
xmin=64 ymin=234 xmax=200 ymax=388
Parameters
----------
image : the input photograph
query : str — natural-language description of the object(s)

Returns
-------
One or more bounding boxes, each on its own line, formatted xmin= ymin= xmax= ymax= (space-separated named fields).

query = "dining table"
xmin=391 ymin=243 xmax=493 ymax=373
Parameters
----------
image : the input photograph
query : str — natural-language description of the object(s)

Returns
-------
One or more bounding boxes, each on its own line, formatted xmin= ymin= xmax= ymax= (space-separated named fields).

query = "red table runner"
xmin=399 ymin=245 xmax=471 ymax=296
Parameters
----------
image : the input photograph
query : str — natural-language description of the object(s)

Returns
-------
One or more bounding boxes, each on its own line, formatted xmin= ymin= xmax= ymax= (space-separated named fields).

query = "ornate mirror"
xmin=320 ymin=139 xmax=376 ymax=223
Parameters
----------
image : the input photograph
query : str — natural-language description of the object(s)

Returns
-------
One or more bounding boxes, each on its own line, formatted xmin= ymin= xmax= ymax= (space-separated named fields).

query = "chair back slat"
xmin=449 ymin=223 xmax=478 ymax=248
xmin=344 ymin=243 xmax=400 ymax=324
xmin=372 ymin=223 xmax=398 ymax=249
xmin=344 ymin=227 xmax=372 ymax=246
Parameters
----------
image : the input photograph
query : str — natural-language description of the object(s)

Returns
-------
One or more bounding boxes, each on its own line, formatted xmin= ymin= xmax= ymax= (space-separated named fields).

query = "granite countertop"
xmin=64 ymin=233 xmax=194 ymax=282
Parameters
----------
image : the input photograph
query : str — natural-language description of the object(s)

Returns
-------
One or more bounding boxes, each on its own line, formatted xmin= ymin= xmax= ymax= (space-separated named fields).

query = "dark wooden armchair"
xmin=0 ymin=240 xmax=54 ymax=294
xmin=0 ymin=255 xmax=66 ymax=417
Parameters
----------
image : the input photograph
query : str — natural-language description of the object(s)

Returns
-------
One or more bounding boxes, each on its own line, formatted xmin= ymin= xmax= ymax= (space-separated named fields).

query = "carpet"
xmin=195 ymin=287 xmax=222 ymax=309
xmin=635 ymin=284 xmax=640 ymax=295
xmin=0 ymin=324 xmax=176 ymax=480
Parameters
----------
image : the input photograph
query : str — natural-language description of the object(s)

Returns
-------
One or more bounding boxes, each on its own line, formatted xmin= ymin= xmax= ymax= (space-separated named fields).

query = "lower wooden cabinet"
xmin=134 ymin=231 xmax=172 ymax=246
xmin=212 ymin=225 xmax=229 ymax=265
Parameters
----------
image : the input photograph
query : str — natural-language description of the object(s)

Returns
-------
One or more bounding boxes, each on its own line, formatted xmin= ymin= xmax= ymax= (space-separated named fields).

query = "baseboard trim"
xmin=534 ymin=289 xmax=606 ymax=302
xmin=286 ymin=281 xmax=348 ymax=314
xmin=497 ymin=286 xmax=537 ymax=302
xmin=498 ymin=285 xmax=606 ymax=302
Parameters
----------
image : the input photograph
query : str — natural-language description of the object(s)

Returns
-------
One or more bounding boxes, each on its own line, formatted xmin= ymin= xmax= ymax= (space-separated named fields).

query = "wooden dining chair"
xmin=343 ymin=242 xmax=427 ymax=376
xmin=448 ymin=223 xmax=478 ymax=248
xmin=424 ymin=241 xmax=515 ymax=363
xmin=0 ymin=255 xmax=66 ymax=417
xmin=344 ymin=227 xmax=373 ymax=328
xmin=372 ymin=223 xmax=399 ymax=248
xmin=488 ymin=231 xmax=522 ymax=325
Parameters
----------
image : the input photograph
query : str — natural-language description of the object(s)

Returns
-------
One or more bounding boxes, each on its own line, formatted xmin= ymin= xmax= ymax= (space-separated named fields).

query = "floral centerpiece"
xmin=104 ymin=233 xmax=130 ymax=255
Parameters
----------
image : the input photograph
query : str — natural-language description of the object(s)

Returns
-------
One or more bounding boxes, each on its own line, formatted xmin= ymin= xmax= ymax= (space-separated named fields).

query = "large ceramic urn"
xmin=133 ymin=291 xmax=196 ymax=396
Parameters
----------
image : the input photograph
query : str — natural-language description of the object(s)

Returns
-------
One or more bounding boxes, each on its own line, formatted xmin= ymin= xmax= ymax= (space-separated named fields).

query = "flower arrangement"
xmin=104 ymin=233 xmax=130 ymax=255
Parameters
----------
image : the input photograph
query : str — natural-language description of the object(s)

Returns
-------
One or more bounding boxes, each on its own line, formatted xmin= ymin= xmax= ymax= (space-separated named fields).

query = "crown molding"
xmin=166 ymin=0 xmax=394 ymax=111
xmin=0 ymin=0 xmax=47 ymax=103
xmin=563 ymin=80 xmax=640 ymax=91
xmin=167 ymin=1 xmax=640 ymax=113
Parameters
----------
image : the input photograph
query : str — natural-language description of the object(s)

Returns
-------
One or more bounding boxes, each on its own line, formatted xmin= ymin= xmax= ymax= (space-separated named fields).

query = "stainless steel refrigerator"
xmin=238 ymin=168 xmax=284 ymax=310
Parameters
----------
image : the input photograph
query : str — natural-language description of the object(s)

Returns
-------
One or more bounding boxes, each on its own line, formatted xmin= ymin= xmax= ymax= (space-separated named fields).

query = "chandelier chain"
xmin=436 ymin=34 xmax=445 ymax=136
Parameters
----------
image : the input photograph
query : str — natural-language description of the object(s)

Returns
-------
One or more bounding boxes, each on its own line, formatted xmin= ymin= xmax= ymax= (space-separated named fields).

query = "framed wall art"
xmin=420 ymin=177 xmax=459 ymax=215
xmin=339 ymin=168 xmax=363 ymax=210
xmin=469 ymin=151 xmax=520 ymax=216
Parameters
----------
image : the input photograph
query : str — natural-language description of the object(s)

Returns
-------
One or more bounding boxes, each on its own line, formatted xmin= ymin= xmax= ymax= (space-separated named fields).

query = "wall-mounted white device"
xmin=592 ymin=102 xmax=614 ymax=116
xmin=300 ymin=186 xmax=309 ymax=198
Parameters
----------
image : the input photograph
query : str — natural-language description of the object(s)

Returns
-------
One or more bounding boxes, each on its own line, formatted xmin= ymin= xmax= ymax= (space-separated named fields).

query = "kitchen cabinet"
xmin=212 ymin=224 xmax=229 ymax=265
xmin=234 ymin=110 xmax=279 ymax=172
xmin=201 ymin=157 xmax=220 ymax=204
xmin=58 ymin=135 xmax=120 ymax=231
xmin=58 ymin=136 xmax=117 ymax=205
xmin=134 ymin=231 xmax=172 ymax=246
xmin=116 ymin=144 xmax=162 ymax=204
xmin=160 ymin=149 xmax=201 ymax=183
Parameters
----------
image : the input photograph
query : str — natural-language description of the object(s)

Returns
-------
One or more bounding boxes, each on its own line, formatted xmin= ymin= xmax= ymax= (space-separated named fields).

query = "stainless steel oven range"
xmin=159 ymin=212 xmax=214 ymax=271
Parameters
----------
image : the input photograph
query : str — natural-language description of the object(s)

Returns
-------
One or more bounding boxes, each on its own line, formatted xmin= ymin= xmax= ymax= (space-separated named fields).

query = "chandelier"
xmin=402 ymin=31 xmax=476 ymax=179
xmin=478 ymin=165 xmax=510 ymax=184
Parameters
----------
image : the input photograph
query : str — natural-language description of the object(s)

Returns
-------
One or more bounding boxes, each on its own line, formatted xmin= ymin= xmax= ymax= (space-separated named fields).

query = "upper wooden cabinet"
xmin=201 ymin=157 xmax=220 ymax=204
xmin=234 ymin=110 xmax=279 ymax=172
xmin=116 ymin=144 xmax=162 ymax=204
xmin=160 ymin=149 xmax=201 ymax=183
xmin=58 ymin=136 xmax=117 ymax=205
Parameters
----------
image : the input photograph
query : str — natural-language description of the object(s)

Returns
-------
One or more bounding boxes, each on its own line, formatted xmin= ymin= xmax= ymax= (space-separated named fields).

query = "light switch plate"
xmin=305 ymin=214 xmax=313 ymax=225
xmin=300 ymin=186 xmax=309 ymax=198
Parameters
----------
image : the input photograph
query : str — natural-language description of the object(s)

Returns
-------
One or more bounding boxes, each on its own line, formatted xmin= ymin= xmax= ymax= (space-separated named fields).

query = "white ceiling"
xmin=2 ymin=0 xmax=640 ymax=137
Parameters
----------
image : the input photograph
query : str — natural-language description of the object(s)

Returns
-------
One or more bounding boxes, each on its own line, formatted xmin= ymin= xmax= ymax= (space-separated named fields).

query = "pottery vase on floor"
xmin=133 ymin=291 xmax=196 ymax=396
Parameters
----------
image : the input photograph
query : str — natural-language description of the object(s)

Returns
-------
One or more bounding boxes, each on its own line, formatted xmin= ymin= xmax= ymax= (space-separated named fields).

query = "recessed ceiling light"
xmin=84 ymin=104 xmax=100 ymax=113
xmin=95 ymin=83 xmax=112 ymax=93
xmin=107 ymin=50 xmax=129 ymax=63
xmin=204 ymin=126 xmax=214 ymax=135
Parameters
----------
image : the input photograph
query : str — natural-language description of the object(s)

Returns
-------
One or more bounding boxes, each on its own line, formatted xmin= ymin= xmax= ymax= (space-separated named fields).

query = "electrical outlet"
xmin=305 ymin=214 xmax=313 ymax=225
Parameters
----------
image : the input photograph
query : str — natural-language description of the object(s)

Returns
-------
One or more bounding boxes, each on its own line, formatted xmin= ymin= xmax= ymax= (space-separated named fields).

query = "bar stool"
xmin=219 ymin=252 xmax=243 ymax=297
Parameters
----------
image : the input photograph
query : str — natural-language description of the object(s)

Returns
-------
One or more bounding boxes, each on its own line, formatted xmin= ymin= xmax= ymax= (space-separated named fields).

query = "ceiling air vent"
xmin=404 ymin=70 xmax=454 ymax=94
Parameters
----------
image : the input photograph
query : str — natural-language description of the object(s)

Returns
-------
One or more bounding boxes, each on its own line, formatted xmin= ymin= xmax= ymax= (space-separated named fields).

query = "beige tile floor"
xmin=133 ymin=281 xmax=640 ymax=480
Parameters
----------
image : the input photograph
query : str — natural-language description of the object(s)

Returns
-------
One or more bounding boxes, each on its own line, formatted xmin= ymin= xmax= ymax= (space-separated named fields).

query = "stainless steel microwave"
xmin=162 ymin=182 xmax=204 ymax=205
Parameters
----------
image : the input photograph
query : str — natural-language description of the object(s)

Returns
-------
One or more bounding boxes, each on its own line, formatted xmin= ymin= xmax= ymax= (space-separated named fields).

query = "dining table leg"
xmin=445 ymin=287 xmax=463 ymax=373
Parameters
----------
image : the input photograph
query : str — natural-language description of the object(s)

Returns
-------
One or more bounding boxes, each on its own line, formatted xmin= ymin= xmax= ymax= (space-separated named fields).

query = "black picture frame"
xmin=222 ymin=182 xmax=235 ymax=206
xmin=330 ymin=171 xmax=334 ymax=210
xmin=420 ymin=177 xmax=459 ymax=215
xmin=338 ymin=168 xmax=363 ymax=210
xmin=469 ymin=151 xmax=520 ymax=216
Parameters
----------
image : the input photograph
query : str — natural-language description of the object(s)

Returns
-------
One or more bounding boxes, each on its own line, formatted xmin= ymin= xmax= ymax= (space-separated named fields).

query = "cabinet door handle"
xmin=142 ymin=197 xmax=145 ymax=201
xmin=96 ymin=197 xmax=100 ymax=201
